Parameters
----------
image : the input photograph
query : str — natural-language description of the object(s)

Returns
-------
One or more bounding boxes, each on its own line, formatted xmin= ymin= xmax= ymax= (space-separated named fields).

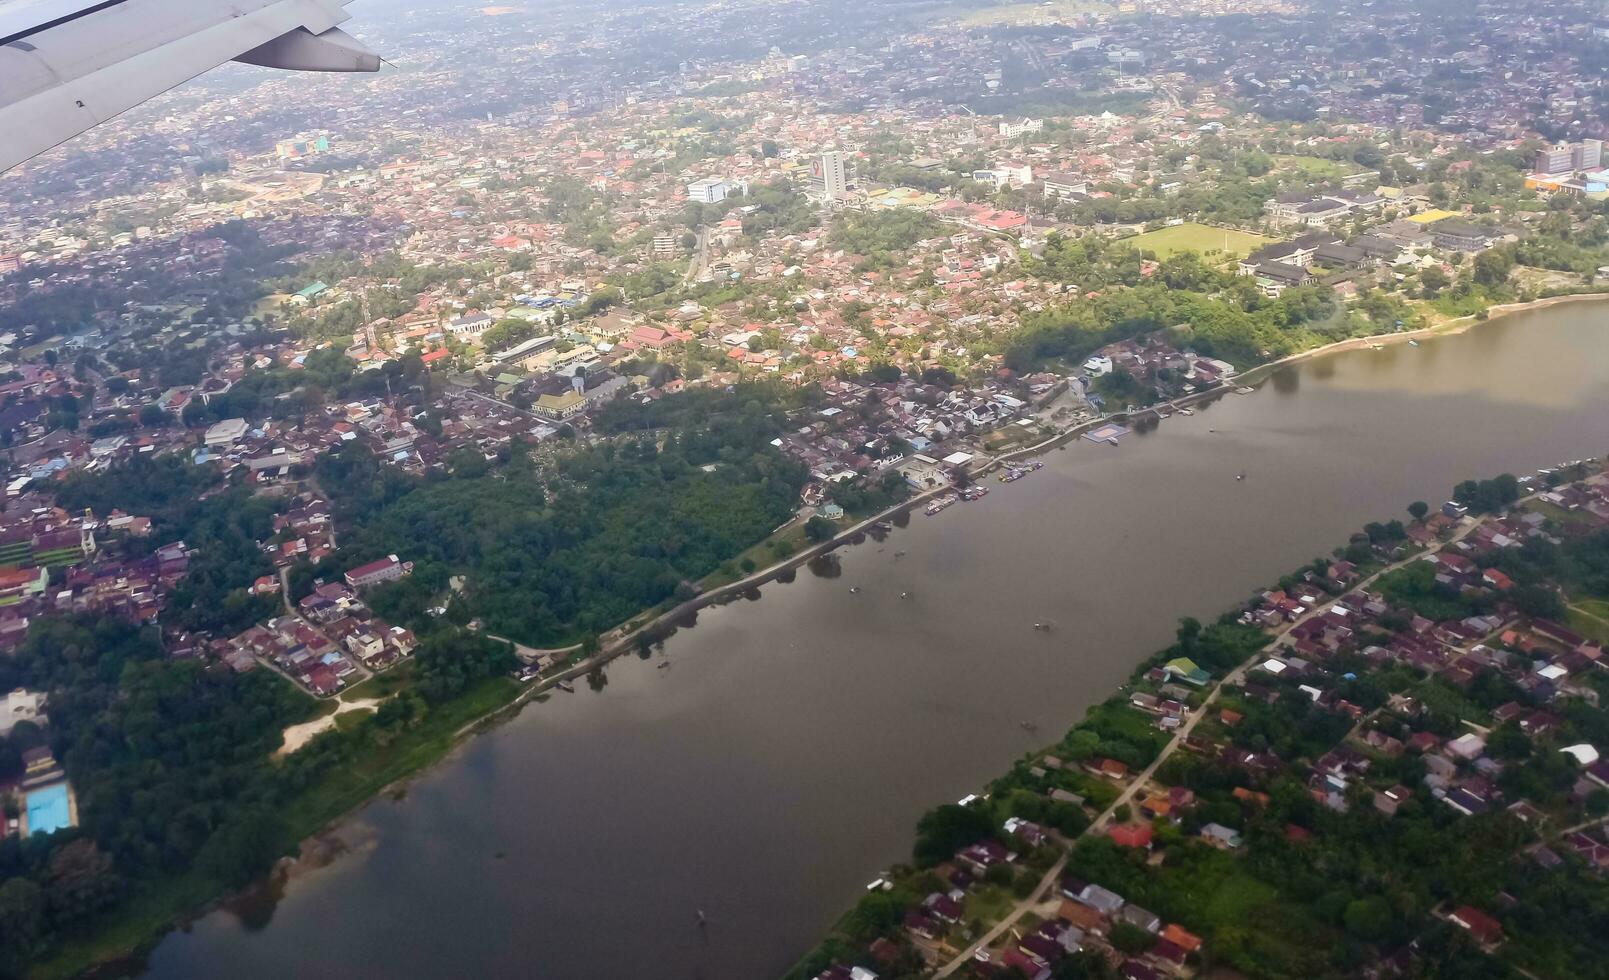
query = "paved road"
xmin=933 ymin=853 xmax=1067 ymax=978
xmin=930 ymin=510 xmax=1502 ymax=977
xmin=1092 ymin=510 xmax=1494 ymax=834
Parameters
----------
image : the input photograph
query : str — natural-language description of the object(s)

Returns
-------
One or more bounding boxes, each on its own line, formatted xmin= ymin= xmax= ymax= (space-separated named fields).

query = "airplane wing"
xmin=0 ymin=0 xmax=379 ymax=173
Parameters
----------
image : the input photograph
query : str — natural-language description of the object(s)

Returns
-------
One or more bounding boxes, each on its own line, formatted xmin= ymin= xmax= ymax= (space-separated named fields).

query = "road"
xmin=933 ymin=853 xmax=1067 ymax=978
xmin=268 ymin=564 xmax=374 ymax=691
xmin=459 ymin=386 xmax=540 ymax=421
xmin=486 ymin=632 xmax=578 ymax=664
xmin=685 ymin=227 xmax=711 ymax=283
xmin=1095 ymin=508 xmax=1497 ymax=833
xmin=930 ymin=509 xmax=1502 ymax=977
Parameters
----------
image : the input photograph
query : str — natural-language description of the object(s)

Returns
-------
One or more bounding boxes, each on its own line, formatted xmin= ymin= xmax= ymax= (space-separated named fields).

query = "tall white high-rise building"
xmin=811 ymin=150 xmax=853 ymax=200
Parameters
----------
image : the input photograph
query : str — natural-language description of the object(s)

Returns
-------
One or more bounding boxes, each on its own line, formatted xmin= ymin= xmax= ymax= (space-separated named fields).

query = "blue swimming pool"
xmin=25 ymin=782 xmax=70 ymax=836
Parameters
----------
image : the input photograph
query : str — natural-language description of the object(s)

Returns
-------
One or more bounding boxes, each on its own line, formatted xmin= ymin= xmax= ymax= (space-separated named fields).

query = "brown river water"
xmin=138 ymin=301 xmax=1609 ymax=979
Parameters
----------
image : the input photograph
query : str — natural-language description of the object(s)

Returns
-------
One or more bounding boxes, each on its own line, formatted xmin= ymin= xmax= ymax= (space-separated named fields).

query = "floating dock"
xmin=1083 ymin=422 xmax=1131 ymax=445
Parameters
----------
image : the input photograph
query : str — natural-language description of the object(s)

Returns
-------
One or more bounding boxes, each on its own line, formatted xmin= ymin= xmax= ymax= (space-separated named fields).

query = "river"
xmin=140 ymin=300 xmax=1609 ymax=980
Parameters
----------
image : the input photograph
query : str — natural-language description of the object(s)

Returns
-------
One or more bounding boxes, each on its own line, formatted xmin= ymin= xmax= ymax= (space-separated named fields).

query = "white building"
xmin=811 ymin=150 xmax=854 ymax=200
xmin=204 ymin=417 xmax=249 ymax=447
xmin=686 ymin=177 xmax=745 ymax=204
xmin=998 ymin=117 xmax=1043 ymax=139
xmin=1042 ymin=172 xmax=1089 ymax=198
xmin=994 ymin=161 xmax=1032 ymax=187
xmin=447 ymin=312 xmax=494 ymax=342
xmin=0 ymin=688 xmax=46 ymax=737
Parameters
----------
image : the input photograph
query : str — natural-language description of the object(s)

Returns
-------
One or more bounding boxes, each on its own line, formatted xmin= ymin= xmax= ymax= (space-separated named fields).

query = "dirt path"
xmin=278 ymin=697 xmax=384 ymax=755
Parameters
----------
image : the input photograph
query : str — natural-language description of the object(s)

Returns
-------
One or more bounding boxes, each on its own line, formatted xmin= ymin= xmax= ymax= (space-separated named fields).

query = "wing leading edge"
xmin=0 ymin=0 xmax=378 ymax=173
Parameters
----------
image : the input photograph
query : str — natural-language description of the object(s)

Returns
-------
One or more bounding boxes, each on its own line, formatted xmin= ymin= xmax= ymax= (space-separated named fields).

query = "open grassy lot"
xmin=1575 ymin=598 xmax=1609 ymax=619
xmin=699 ymin=519 xmax=809 ymax=590
xmin=340 ymin=660 xmax=417 ymax=702
xmin=1272 ymin=154 xmax=1354 ymax=179
xmin=1567 ymin=602 xmax=1609 ymax=645
xmin=1124 ymin=223 xmax=1270 ymax=261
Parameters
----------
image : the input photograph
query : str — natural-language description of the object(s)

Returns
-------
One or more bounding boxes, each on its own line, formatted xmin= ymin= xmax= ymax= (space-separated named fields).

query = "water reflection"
xmin=807 ymin=554 xmax=842 ymax=578
xmin=141 ymin=299 xmax=1609 ymax=980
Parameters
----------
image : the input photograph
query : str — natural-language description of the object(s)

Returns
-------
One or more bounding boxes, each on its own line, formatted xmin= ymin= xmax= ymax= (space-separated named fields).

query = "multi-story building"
xmin=686 ymin=177 xmax=745 ymax=204
xmin=1535 ymin=144 xmax=1575 ymax=175
xmin=810 ymin=150 xmax=854 ymax=200
xmin=1041 ymin=172 xmax=1089 ymax=199
xmin=998 ymin=117 xmax=1043 ymax=139
xmin=1535 ymin=140 xmax=1601 ymax=175
xmin=344 ymin=554 xmax=410 ymax=589
xmin=1574 ymin=139 xmax=1603 ymax=172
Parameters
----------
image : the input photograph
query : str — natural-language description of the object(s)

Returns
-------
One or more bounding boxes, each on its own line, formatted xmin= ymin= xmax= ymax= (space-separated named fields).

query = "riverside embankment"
xmin=139 ymin=298 xmax=1609 ymax=980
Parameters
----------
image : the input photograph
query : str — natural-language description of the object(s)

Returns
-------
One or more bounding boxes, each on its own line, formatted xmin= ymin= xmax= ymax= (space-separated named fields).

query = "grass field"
xmin=1272 ymin=154 xmax=1354 ymax=179
xmin=1124 ymin=223 xmax=1271 ymax=261
xmin=1568 ymin=603 xmax=1609 ymax=645
xmin=1530 ymin=501 xmax=1601 ymax=528
xmin=1576 ymin=598 xmax=1609 ymax=619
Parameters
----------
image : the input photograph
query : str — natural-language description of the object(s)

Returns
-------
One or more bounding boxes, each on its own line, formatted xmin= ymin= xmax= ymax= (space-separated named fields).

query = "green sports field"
xmin=1123 ymin=222 xmax=1271 ymax=260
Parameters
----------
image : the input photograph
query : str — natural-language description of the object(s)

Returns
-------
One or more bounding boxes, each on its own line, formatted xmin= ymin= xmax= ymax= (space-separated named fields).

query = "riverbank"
xmin=922 ymin=508 xmax=1507 ymax=979
xmin=787 ymin=464 xmax=1605 ymax=980
xmin=26 ymin=483 xmax=950 ymax=980
xmin=30 ymin=673 xmax=527 ymax=980
xmin=1235 ymin=289 xmax=1609 ymax=386
xmin=998 ymin=291 xmax=1609 ymax=465
xmin=49 ymin=292 xmax=1609 ymax=979
xmin=126 ymin=299 xmax=1609 ymax=980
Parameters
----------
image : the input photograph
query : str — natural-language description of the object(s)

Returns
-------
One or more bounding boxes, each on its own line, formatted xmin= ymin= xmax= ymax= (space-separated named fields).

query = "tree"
xmin=1472 ymin=249 xmax=1514 ymax=288
xmin=0 ymin=878 xmax=45 ymax=960
xmin=1176 ymin=617 xmax=1202 ymax=646
xmin=913 ymin=803 xmax=993 ymax=866
xmin=1108 ymin=920 xmax=1155 ymax=954
xmin=1486 ymin=721 xmax=1531 ymax=761
xmin=1408 ymin=500 xmax=1429 ymax=522
xmin=804 ymin=515 xmax=836 ymax=543
xmin=197 ymin=809 xmax=287 ymax=888
xmin=1420 ymin=266 xmax=1450 ymax=297
xmin=42 ymin=839 xmax=121 ymax=924
xmin=841 ymin=891 xmax=902 ymax=942
xmin=1343 ymin=895 xmax=1393 ymax=941
xmin=1511 ymin=583 xmax=1564 ymax=620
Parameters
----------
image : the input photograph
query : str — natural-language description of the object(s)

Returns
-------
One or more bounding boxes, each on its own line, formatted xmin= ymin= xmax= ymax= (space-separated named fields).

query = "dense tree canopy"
xmin=321 ymin=387 xmax=809 ymax=644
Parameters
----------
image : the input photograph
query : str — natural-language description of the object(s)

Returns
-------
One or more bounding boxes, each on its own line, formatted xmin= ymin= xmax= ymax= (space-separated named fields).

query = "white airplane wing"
xmin=0 ymin=0 xmax=379 ymax=173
